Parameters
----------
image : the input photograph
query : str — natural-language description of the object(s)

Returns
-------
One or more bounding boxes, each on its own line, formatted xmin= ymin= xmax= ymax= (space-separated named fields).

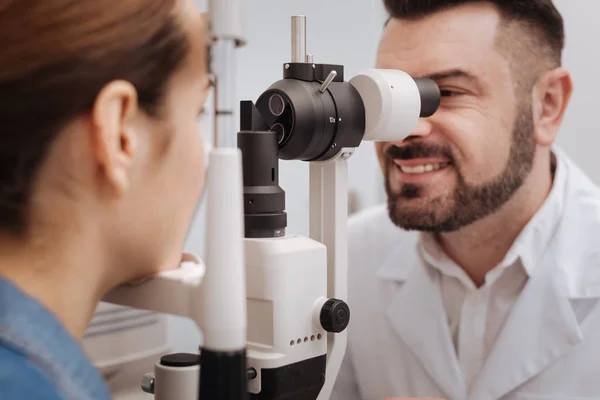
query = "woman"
xmin=0 ymin=0 xmax=211 ymax=398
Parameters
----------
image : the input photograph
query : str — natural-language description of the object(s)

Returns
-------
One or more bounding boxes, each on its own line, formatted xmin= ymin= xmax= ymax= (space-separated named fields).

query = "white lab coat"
xmin=331 ymin=149 xmax=600 ymax=400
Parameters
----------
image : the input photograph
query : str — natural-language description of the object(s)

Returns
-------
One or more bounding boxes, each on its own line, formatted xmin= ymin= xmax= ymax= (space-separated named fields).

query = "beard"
xmin=385 ymin=103 xmax=536 ymax=233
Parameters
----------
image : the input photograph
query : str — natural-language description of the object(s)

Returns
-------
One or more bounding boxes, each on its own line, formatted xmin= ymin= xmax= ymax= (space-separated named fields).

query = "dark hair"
xmin=384 ymin=0 xmax=565 ymax=66
xmin=0 ymin=1 xmax=189 ymax=237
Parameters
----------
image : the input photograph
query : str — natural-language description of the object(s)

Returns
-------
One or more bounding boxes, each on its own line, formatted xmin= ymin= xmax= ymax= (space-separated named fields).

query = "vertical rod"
xmin=212 ymin=39 xmax=237 ymax=148
xmin=200 ymin=148 xmax=248 ymax=400
xmin=291 ymin=15 xmax=307 ymax=63
xmin=309 ymin=158 xmax=350 ymax=400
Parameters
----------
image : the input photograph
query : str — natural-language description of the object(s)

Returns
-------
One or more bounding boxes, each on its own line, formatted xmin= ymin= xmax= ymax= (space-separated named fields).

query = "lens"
xmin=269 ymin=94 xmax=286 ymax=116
xmin=271 ymin=123 xmax=286 ymax=144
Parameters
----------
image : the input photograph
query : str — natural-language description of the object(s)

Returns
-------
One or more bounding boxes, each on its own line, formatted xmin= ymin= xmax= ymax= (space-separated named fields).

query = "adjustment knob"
xmin=141 ymin=373 xmax=155 ymax=394
xmin=320 ymin=298 xmax=350 ymax=333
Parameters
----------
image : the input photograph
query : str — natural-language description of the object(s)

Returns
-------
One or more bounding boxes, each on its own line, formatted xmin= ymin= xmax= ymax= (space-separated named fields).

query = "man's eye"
xmin=440 ymin=89 xmax=460 ymax=97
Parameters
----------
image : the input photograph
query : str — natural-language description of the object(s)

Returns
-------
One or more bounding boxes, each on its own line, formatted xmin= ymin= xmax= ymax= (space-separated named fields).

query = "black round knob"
xmin=160 ymin=353 xmax=201 ymax=367
xmin=320 ymin=298 xmax=350 ymax=333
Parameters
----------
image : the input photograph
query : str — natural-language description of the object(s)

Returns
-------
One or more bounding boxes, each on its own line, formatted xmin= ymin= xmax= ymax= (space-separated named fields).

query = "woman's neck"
xmin=0 ymin=232 xmax=106 ymax=341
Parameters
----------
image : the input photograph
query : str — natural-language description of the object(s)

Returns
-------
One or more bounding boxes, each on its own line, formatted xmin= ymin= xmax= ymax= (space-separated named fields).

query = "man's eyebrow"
xmin=417 ymin=69 xmax=479 ymax=83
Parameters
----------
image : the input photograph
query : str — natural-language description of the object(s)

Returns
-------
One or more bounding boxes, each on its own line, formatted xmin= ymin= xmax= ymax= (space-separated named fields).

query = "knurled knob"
xmin=320 ymin=298 xmax=350 ymax=333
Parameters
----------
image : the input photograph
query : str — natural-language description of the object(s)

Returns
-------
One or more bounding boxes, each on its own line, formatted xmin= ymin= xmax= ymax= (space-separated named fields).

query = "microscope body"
xmin=238 ymin=60 xmax=357 ymax=399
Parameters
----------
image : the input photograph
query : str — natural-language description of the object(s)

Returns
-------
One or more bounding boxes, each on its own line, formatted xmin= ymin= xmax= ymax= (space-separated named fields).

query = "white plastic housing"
xmin=102 ymin=261 xmax=204 ymax=322
xmin=349 ymin=69 xmax=421 ymax=142
xmin=244 ymin=236 xmax=328 ymax=394
xmin=200 ymin=148 xmax=247 ymax=352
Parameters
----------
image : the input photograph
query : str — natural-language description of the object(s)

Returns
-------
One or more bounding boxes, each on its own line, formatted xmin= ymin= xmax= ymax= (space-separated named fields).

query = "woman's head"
xmin=0 ymin=0 xmax=210 ymax=285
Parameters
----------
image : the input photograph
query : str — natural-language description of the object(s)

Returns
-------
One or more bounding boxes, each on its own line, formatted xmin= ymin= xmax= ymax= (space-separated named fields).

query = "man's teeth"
xmin=400 ymin=163 xmax=447 ymax=174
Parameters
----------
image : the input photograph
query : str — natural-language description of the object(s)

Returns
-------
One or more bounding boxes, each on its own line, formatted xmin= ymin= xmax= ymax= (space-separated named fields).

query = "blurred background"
xmin=81 ymin=0 xmax=600 ymax=397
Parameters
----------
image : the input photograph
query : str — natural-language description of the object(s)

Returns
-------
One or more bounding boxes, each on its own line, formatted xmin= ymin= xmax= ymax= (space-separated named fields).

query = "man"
xmin=331 ymin=1 xmax=600 ymax=400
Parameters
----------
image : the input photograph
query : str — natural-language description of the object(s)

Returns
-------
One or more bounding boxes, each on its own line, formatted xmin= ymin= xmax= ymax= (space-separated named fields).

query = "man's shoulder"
xmin=559 ymin=148 xmax=600 ymax=201
xmin=348 ymin=203 xmax=390 ymax=233
xmin=551 ymin=150 xmax=600 ymax=296
xmin=347 ymin=204 xmax=420 ymax=264
xmin=0 ymin=345 xmax=65 ymax=399
xmin=559 ymin=150 xmax=600 ymax=236
xmin=349 ymin=203 xmax=416 ymax=241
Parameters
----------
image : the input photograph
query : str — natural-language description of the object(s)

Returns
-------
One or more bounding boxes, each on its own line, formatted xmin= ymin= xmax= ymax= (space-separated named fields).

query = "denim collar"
xmin=0 ymin=278 xmax=111 ymax=400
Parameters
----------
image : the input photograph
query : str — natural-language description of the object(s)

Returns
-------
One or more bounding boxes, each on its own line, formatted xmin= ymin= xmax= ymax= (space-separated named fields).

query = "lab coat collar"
xmin=379 ymin=241 xmax=586 ymax=400
xmin=375 ymin=148 xmax=599 ymax=400
xmin=469 ymin=251 xmax=584 ymax=400
xmin=379 ymin=244 xmax=467 ymax=400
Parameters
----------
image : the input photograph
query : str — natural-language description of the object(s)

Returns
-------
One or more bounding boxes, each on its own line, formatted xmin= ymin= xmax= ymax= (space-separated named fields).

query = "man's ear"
xmin=533 ymin=67 xmax=573 ymax=146
xmin=90 ymin=80 xmax=140 ymax=196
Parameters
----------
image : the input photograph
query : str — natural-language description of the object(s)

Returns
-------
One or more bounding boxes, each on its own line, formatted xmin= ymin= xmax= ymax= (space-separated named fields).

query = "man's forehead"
xmin=377 ymin=3 xmax=502 ymax=76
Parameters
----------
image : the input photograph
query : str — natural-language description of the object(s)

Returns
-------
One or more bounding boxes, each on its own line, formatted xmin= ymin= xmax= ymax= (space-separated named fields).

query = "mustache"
xmin=385 ymin=142 xmax=454 ymax=162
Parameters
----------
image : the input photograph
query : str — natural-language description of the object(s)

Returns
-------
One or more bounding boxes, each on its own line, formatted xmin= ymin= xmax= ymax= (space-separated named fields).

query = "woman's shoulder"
xmin=0 ymin=344 xmax=65 ymax=400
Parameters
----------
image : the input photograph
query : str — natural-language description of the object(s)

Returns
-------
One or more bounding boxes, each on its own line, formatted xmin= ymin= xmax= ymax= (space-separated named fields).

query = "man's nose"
xmin=410 ymin=118 xmax=434 ymax=137
xmin=387 ymin=118 xmax=434 ymax=147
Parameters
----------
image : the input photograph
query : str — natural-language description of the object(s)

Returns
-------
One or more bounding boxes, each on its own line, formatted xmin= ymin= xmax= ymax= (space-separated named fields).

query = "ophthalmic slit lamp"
xmin=102 ymin=6 xmax=440 ymax=399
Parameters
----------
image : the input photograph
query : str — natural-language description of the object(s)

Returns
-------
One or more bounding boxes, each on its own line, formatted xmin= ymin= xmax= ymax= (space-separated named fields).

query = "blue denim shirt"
xmin=0 ymin=278 xmax=112 ymax=399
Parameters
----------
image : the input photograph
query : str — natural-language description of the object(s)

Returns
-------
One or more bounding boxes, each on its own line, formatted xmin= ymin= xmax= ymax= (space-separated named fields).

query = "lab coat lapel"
xmin=379 ymin=248 xmax=465 ymax=400
xmin=469 ymin=256 xmax=583 ymax=400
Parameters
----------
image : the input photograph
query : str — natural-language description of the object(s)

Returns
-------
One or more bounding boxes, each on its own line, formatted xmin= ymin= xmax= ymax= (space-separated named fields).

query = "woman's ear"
xmin=533 ymin=67 xmax=573 ymax=146
xmin=90 ymin=80 xmax=140 ymax=196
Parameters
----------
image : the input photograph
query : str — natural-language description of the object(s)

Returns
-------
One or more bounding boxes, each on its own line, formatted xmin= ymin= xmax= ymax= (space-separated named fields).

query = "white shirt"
xmin=417 ymin=158 xmax=565 ymax=391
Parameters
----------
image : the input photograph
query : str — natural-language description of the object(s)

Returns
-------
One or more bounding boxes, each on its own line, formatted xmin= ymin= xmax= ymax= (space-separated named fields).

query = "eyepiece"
xmin=414 ymin=78 xmax=440 ymax=118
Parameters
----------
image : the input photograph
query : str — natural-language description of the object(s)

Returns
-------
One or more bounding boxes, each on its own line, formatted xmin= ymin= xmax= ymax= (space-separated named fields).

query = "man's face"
xmin=376 ymin=3 xmax=536 ymax=232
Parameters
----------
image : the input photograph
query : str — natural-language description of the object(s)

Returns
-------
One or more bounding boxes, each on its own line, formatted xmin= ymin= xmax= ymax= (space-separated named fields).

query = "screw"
xmin=339 ymin=118 xmax=342 ymax=122
xmin=247 ymin=368 xmax=258 ymax=380
xmin=285 ymin=64 xmax=290 ymax=69
xmin=141 ymin=373 xmax=155 ymax=394
xmin=342 ymin=153 xmax=352 ymax=160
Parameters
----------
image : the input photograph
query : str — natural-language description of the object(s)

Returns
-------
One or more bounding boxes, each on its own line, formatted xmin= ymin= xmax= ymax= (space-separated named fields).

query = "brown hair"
xmin=384 ymin=0 xmax=565 ymax=85
xmin=0 ymin=0 xmax=189 ymax=236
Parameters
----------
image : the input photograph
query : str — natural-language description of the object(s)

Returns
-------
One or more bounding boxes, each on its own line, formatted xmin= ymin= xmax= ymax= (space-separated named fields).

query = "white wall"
xmin=552 ymin=0 xmax=600 ymax=184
